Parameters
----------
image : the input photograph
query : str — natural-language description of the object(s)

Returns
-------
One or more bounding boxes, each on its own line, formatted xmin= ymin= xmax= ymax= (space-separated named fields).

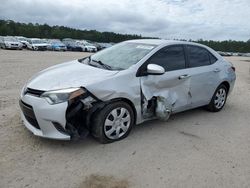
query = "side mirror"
xmin=147 ymin=64 xmax=165 ymax=75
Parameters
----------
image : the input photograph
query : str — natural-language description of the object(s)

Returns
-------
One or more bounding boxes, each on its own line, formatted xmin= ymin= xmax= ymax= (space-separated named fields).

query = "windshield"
xmin=4 ymin=37 xmax=18 ymax=42
xmin=88 ymin=42 xmax=156 ymax=70
xmin=32 ymin=40 xmax=43 ymax=44
xmin=17 ymin=37 xmax=27 ymax=41
xmin=76 ymin=41 xmax=84 ymax=45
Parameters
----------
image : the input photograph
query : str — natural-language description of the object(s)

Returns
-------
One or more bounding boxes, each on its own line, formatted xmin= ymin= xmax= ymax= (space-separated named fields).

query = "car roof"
xmin=125 ymin=39 xmax=221 ymax=59
xmin=126 ymin=39 xmax=207 ymax=47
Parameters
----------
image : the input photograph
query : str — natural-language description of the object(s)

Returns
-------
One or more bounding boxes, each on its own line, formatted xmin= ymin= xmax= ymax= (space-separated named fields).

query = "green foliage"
xmin=195 ymin=39 xmax=250 ymax=53
xmin=0 ymin=19 xmax=147 ymax=43
xmin=0 ymin=19 xmax=249 ymax=52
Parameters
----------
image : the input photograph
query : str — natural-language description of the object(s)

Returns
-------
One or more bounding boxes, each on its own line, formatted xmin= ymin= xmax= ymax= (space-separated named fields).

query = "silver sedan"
xmin=19 ymin=39 xmax=236 ymax=143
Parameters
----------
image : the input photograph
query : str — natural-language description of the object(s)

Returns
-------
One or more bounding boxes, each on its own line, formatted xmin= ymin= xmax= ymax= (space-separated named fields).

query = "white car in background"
xmin=27 ymin=38 xmax=49 ymax=51
xmin=0 ymin=36 xmax=23 ymax=49
xmin=76 ymin=40 xmax=97 ymax=52
xmin=15 ymin=36 xmax=29 ymax=48
xmin=19 ymin=39 xmax=236 ymax=143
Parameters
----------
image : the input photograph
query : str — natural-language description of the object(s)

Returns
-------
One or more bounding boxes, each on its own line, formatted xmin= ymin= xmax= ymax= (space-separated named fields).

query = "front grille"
xmin=53 ymin=122 xmax=69 ymax=135
xmin=24 ymin=88 xmax=45 ymax=97
xmin=37 ymin=46 xmax=47 ymax=50
xmin=19 ymin=100 xmax=40 ymax=130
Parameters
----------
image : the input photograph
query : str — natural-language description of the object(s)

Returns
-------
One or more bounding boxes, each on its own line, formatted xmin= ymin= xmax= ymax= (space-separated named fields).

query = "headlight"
xmin=41 ymin=88 xmax=85 ymax=105
xmin=5 ymin=43 xmax=11 ymax=47
xmin=21 ymin=85 xmax=27 ymax=97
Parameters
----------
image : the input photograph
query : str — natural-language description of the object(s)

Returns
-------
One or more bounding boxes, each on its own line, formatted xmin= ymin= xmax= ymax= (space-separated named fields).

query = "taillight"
xmin=231 ymin=66 xmax=235 ymax=72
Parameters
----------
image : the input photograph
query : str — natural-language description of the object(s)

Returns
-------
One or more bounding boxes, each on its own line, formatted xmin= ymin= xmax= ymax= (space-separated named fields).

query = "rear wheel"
xmin=207 ymin=84 xmax=228 ymax=112
xmin=91 ymin=101 xmax=134 ymax=143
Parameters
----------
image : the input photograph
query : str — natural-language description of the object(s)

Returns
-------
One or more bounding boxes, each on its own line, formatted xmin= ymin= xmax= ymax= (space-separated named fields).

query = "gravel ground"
xmin=0 ymin=50 xmax=250 ymax=188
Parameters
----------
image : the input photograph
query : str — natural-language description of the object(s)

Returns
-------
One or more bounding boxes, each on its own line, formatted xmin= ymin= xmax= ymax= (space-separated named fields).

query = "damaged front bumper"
xmin=20 ymin=94 xmax=71 ymax=140
xmin=19 ymin=88 xmax=98 ymax=140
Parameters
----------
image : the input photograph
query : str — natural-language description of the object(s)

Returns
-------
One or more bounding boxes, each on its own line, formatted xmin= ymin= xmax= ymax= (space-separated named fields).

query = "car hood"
xmin=26 ymin=60 xmax=119 ymax=91
xmin=5 ymin=41 xmax=20 ymax=45
xmin=32 ymin=43 xmax=48 ymax=47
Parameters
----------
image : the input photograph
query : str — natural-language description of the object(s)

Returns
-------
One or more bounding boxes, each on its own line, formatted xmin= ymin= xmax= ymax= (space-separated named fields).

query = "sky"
xmin=0 ymin=0 xmax=249 ymax=41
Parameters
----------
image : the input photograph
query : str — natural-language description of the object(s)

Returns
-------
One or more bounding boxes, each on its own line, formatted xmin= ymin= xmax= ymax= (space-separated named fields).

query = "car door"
xmin=185 ymin=45 xmax=220 ymax=107
xmin=139 ymin=45 xmax=192 ymax=113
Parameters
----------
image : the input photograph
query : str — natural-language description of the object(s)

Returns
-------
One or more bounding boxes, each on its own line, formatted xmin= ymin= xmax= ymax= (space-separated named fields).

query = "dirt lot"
xmin=0 ymin=50 xmax=250 ymax=188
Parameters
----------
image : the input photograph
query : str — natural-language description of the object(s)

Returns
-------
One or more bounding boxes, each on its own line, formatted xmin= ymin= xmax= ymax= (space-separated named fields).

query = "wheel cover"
xmin=104 ymin=107 xmax=131 ymax=140
xmin=214 ymin=88 xmax=226 ymax=109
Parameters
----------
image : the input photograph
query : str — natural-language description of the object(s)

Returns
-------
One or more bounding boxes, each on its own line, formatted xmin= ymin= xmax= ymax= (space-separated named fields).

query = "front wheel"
xmin=91 ymin=101 xmax=134 ymax=143
xmin=207 ymin=84 xmax=228 ymax=112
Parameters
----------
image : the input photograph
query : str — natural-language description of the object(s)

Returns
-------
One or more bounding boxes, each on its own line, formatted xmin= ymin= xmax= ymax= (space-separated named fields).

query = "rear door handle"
xmin=179 ymin=74 xmax=191 ymax=80
xmin=213 ymin=68 xmax=221 ymax=72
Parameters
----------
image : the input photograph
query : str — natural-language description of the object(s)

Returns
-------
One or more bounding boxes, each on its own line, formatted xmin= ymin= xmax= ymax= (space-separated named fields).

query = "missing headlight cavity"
xmin=65 ymin=89 xmax=101 ymax=139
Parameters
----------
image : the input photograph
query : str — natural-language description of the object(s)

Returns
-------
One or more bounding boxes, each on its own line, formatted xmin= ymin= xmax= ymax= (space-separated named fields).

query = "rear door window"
xmin=209 ymin=53 xmax=218 ymax=64
xmin=187 ymin=46 xmax=211 ymax=68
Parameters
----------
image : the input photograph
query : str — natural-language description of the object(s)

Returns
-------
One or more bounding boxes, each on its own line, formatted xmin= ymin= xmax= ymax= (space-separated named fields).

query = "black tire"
xmin=207 ymin=84 xmax=228 ymax=112
xmin=91 ymin=101 xmax=135 ymax=144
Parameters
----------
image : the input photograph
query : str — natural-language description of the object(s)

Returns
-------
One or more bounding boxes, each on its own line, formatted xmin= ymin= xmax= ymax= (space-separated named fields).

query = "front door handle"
xmin=179 ymin=74 xmax=191 ymax=80
xmin=213 ymin=68 xmax=221 ymax=73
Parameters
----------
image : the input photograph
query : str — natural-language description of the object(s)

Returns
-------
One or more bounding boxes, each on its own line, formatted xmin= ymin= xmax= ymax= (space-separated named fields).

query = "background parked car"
xmin=86 ymin=40 xmax=102 ymax=51
xmin=98 ymin=42 xmax=113 ymax=49
xmin=244 ymin=53 xmax=250 ymax=57
xmin=15 ymin=36 xmax=29 ymax=48
xmin=76 ymin=40 xmax=97 ymax=52
xmin=62 ymin=38 xmax=83 ymax=52
xmin=217 ymin=51 xmax=232 ymax=56
xmin=0 ymin=36 xmax=23 ymax=50
xmin=48 ymin=39 xmax=67 ymax=51
xmin=27 ymin=38 xmax=49 ymax=51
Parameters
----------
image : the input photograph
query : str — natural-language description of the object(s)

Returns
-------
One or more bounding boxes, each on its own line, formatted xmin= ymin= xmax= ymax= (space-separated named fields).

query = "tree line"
xmin=0 ymin=20 xmax=146 ymax=43
xmin=195 ymin=39 xmax=250 ymax=53
xmin=0 ymin=19 xmax=249 ymax=53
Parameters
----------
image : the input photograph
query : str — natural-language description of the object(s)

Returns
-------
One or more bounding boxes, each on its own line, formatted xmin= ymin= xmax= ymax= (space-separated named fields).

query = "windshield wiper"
xmin=91 ymin=59 xmax=113 ymax=70
xmin=78 ymin=56 xmax=90 ymax=63
xmin=79 ymin=57 xmax=115 ymax=70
